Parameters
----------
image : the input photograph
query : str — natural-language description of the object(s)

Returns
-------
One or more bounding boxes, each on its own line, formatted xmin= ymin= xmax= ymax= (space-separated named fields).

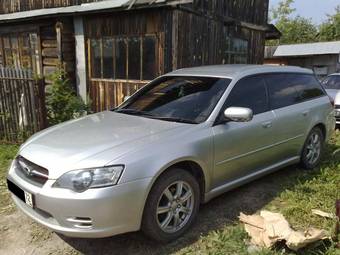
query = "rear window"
xmin=265 ymin=74 xmax=325 ymax=110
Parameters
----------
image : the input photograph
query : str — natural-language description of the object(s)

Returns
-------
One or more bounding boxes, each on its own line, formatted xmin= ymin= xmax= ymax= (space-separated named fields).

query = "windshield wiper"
xmin=114 ymin=109 xmax=154 ymax=117
xmin=114 ymin=109 xmax=197 ymax=124
xmin=148 ymin=116 xmax=198 ymax=124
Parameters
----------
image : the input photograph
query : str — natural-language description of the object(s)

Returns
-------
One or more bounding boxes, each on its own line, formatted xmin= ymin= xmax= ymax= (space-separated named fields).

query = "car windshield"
xmin=115 ymin=76 xmax=232 ymax=124
xmin=322 ymin=75 xmax=340 ymax=90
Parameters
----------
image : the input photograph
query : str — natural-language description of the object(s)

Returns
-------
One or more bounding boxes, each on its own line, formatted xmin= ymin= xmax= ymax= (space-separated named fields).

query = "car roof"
xmin=166 ymin=64 xmax=313 ymax=79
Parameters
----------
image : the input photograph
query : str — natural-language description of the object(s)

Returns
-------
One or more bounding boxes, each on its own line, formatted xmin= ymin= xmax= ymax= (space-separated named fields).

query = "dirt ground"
xmin=0 ymin=166 xmax=302 ymax=255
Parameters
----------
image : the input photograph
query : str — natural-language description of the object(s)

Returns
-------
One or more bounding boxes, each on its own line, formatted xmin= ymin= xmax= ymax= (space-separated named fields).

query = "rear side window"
xmin=298 ymin=75 xmax=325 ymax=101
xmin=224 ymin=76 xmax=269 ymax=115
xmin=266 ymin=74 xmax=325 ymax=110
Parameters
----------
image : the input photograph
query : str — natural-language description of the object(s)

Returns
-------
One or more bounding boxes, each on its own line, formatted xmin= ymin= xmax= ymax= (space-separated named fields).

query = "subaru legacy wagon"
xmin=7 ymin=65 xmax=335 ymax=242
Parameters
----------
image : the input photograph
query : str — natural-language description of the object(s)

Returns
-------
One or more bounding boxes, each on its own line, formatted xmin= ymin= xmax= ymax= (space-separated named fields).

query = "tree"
xmin=267 ymin=0 xmax=318 ymax=45
xmin=45 ymin=68 xmax=90 ymax=125
xmin=318 ymin=5 xmax=340 ymax=42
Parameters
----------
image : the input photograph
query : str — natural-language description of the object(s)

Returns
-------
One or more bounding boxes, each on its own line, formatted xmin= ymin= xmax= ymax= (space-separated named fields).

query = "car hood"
xmin=325 ymin=89 xmax=339 ymax=101
xmin=19 ymin=111 xmax=188 ymax=179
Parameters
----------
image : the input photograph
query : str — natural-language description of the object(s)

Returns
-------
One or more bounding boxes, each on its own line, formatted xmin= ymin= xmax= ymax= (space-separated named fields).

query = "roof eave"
xmin=0 ymin=0 xmax=193 ymax=24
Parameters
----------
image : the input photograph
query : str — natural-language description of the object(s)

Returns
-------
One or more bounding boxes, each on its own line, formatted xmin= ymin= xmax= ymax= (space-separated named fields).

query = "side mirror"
xmin=224 ymin=107 xmax=253 ymax=122
xmin=124 ymin=96 xmax=130 ymax=102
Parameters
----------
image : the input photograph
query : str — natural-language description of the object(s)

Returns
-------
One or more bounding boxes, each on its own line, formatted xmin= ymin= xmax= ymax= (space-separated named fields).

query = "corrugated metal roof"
xmin=0 ymin=0 xmax=190 ymax=22
xmin=274 ymin=41 xmax=340 ymax=57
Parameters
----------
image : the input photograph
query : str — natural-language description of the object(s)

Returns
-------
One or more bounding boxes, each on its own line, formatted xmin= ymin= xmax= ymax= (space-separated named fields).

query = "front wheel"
xmin=142 ymin=168 xmax=200 ymax=242
xmin=300 ymin=127 xmax=324 ymax=169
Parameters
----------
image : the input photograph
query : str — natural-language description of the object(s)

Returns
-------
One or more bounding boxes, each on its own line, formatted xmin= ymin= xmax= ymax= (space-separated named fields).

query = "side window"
xmin=297 ymin=75 xmax=325 ymax=101
xmin=266 ymin=74 xmax=300 ymax=109
xmin=225 ymin=76 xmax=269 ymax=115
xmin=266 ymin=74 xmax=325 ymax=110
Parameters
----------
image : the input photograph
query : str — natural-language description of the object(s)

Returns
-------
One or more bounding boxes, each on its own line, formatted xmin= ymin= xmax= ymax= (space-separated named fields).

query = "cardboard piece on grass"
xmin=286 ymin=228 xmax=328 ymax=251
xmin=239 ymin=210 xmax=328 ymax=251
xmin=311 ymin=209 xmax=335 ymax=219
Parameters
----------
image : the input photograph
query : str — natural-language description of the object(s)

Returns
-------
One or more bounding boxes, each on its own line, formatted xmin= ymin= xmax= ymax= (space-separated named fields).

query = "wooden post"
xmin=73 ymin=16 xmax=88 ymax=103
xmin=55 ymin=21 xmax=63 ymax=63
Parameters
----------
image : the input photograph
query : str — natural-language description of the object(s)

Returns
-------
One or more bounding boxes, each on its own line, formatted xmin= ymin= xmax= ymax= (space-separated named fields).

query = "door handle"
xmin=262 ymin=121 xmax=272 ymax=128
xmin=302 ymin=111 xmax=309 ymax=117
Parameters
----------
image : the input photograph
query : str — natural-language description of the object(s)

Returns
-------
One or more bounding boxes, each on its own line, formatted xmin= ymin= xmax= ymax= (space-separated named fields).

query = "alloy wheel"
xmin=305 ymin=132 xmax=321 ymax=165
xmin=156 ymin=181 xmax=194 ymax=233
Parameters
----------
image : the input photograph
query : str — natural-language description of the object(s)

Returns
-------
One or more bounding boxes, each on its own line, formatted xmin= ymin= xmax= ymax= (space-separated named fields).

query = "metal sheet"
xmin=274 ymin=41 xmax=340 ymax=57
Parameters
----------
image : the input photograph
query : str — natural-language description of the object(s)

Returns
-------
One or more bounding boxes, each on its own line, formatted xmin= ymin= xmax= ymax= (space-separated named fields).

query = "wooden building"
xmin=0 ymin=0 xmax=280 ymax=112
xmin=265 ymin=42 xmax=340 ymax=80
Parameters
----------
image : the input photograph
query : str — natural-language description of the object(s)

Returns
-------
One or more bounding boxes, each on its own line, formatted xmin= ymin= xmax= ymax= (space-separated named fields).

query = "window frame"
xmin=263 ymin=72 xmax=326 ymax=111
xmin=88 ymin=34 xmax=159 ymax=82
xmin=214 ymin=74 xmax=270 ymax=125
xmin=0 ymin=32 xmax=38 ymax=70
xmin=223 ymin=37 xmax=249 ymax=64
xmin=213 ymin=72 xmax=327 ymax=125
xmin=117 ymin=75 xmax=233 ymax=124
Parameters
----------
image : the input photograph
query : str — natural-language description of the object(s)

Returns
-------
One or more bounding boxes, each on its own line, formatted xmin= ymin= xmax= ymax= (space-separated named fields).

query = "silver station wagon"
xmin=7 ymin=65 xmax=335 ymax=242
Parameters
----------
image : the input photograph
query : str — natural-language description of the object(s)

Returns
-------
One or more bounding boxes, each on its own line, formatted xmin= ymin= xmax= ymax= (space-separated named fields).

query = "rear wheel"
xmin=142 ymin=168 xmax=200 ymax=242
xmin=300 ymin=127 xmax=324 ymax=169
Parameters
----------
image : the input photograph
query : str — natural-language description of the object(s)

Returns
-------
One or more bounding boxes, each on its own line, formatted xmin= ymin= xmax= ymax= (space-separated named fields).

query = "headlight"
xmin=53 ymin=165 xmax=124 ymax=192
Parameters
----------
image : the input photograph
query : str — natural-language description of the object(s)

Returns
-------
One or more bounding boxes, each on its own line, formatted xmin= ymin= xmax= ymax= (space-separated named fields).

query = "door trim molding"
xmin=216 ymin=134 xmax=304 ymax=166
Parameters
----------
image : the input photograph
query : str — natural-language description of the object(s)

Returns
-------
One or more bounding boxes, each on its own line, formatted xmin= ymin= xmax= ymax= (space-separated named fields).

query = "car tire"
xmin=300 ymin=127 xmax=324 ymax=170
xmin=142 ymin=168 xmax=200 ymax=242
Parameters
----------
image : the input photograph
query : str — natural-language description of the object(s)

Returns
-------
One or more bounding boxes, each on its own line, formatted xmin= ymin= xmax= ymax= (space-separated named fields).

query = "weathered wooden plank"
xmin=42 ymin=40 xmax=58 ymax=48
xmin=42 ymin=47 xmax=59 ymax=57
xmin=43 ymin=57 xmax=61 ymax=66
xmin=0 ymin=66 xmax=46 ymax=142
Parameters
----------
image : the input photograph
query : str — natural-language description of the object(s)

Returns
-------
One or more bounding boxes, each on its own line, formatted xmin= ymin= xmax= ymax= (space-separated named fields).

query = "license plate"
xmin=7 ymin=179 xmax=34 ymax=208
xmin=24 ymin=191 xmax=34 ymax=208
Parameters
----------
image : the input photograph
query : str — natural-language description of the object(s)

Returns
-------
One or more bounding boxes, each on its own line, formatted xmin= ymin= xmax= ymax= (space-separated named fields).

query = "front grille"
xmin=335 ymin=105 xmax=340 ymax=109
xmin=14 ymin=156 xmax=49 ymax=186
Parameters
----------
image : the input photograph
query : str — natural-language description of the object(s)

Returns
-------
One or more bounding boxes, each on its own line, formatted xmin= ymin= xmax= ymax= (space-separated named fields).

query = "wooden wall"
xmin=0 ymin=18 xmax=76 ymax=88
xmin=84 ymin=9 xmax=172 ymax=111
xmin=191 ymin=0 xmax=269 ymax=25
xmin=85 ymin=5 xmax=268 ymax=111
xmin=0 ymin=0 xmax=102 ymax=14
xmin=173 ymin=8 xmax=266 ymax=69
xmin=40 ymin=18 xmax=75 ymax=85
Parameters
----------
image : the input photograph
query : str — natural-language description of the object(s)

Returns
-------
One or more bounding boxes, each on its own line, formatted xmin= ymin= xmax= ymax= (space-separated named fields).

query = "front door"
xmin=212 ymin=75 xmax=277 ymax=188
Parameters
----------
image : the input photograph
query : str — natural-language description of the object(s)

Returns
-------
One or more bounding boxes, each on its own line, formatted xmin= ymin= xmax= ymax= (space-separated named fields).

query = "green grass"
xmin=0 ymin=133 xmax=340 ymax=254
xmin=0 ymin=143 xmax=18 ymax=214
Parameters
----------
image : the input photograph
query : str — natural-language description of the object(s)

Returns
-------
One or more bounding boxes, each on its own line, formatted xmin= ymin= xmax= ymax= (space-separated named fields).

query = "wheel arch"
xmin=313 ymin=123 xmax=327 ymax=140
xmin=145 ymin=159 xmax=209 ymax=206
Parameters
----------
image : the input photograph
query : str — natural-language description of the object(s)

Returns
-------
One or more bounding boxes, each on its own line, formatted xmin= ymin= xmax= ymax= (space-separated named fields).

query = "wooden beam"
xmin=74 ymin=16 xmax=87 ymax=102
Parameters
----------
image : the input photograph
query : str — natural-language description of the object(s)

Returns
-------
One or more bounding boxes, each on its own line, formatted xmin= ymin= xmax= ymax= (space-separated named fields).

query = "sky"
xmin=269 ymin=0 xmax=339 ymax=24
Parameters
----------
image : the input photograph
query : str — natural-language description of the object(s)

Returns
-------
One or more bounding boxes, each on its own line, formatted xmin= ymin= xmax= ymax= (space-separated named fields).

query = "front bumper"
xmin=7 ymin=162 xmax=152 ymax=238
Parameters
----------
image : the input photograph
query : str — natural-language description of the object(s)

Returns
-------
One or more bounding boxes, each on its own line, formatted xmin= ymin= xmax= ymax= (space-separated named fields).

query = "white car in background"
xmin=322 ymin=74 xmax=340 ymax=124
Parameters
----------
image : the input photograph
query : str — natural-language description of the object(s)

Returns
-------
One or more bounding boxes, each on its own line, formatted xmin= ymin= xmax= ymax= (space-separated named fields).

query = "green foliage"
xmin=268 ymin=0 xmax=318 ymax=45
xmin=318 ymin=6 xmax=340 ymax=42
xmin=270 ymin=0 xmax=295 ymax=22
xmin=0 ymin=144 xmax=18 ymax=214
xmin=45 ymin=69 xmax=90 ymax=125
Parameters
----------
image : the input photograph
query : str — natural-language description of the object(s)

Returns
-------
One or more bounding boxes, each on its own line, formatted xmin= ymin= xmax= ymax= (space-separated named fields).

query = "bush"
xmin=45 ymin=68 xmax=90 ymax=125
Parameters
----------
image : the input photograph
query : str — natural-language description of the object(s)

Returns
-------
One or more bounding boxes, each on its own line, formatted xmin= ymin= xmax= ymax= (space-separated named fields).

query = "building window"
xmin=89 ymin=35 xmax=157 ymax=81
xmin=0 ymin=33 xmax=36 ymax=69
xmin=224 ymin=37 xmax=248 ymax=64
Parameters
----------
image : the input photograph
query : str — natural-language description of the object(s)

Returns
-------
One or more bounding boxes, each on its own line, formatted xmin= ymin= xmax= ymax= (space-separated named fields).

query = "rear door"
xmin=265 ymin=73 xmax=326 ymax=160
xmin=212 ymin=75 xmax=277 ymax=188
